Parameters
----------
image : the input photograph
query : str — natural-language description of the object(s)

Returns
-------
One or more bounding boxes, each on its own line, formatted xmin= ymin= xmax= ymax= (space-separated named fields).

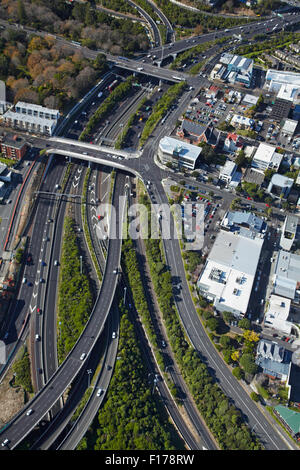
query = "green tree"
xmin=238 ymin=318 xmax=251 ymax=330
xmin=240 ymin=353 xmax=258 ymax=375
xmin=232 ymin=367 xmax=244 ymax=380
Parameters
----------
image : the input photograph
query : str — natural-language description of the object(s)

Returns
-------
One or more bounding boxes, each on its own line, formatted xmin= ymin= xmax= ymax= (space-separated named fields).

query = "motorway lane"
xmin=30 ymin=164 xmax=113 ymax=449
xmin=0 ymin=172 xmax=127 ymax=449
xmin=0 ymin=159 xmax=65 ymax=379
xmin=148 ymin=178 xmax=293 ymax=450
xmin=127 ymin=0 xmax=162 ymax=46
xmin=57 ymin=294 xmax=120 ymax=449
xmin=133 ymin=201 xmax=217 ymax=450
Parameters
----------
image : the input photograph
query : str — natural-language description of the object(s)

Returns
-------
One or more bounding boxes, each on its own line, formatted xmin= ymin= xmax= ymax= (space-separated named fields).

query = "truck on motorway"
xmin=107 ymin=80 xmax=119 ymax=93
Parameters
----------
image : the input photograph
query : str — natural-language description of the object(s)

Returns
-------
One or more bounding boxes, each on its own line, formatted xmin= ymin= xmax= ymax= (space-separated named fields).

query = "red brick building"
xmin=0 ymin=134 xmax=28 ymax=160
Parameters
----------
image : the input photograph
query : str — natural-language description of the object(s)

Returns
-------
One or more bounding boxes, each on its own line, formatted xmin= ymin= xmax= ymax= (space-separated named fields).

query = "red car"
xmin=247 ymin=197 xmax=252 ymax=200
xmin=265 ymin=203 xmax=270 ymax=207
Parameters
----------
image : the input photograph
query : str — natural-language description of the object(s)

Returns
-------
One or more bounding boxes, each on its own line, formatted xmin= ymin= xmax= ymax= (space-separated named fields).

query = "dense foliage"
xmin=139 ymin=191 xmax=262 ymax=450
xmin=12 ymin=347 xmax=33 ymax=393
xmin=0 ymin=28 xmax=106 ymax=110
xmin=57 ymin=216 xmax=93 ymax=362
xmin=0 ymin=0 xmax=149 ymax=55
xmin=83 ymin=302 xmax=180 ymax=450
xmin=154 ymin=0 xmax=252 ymax=30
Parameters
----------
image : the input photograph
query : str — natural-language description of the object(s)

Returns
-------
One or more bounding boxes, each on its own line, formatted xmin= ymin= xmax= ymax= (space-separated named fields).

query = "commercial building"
xmin=220 ymin=210 xmax=266 ymax=237
xmin=2 ymin=101 xmax=60 ymax=136
xmin=242 ymin=94 xmax=259 ymax=107
xmin=157 ymin=136 xmax=202 ymax=170
xmin=272 ymin=250 xmax=300 ymax=303
xmin=210 ymin=53 xmax=253 ymax=87
xmin=197 ymin=229 xmax=264 ymax=317
xmin=267 ymin=173 xmax=294 ymax=199
xmin=280 ymin=215 xmax=298 ymax=251
xmin=271 ymin=98 xmax=292 ymax=123
xmin=281 ymin=119 xmax=298 ymax=137
xmin=230 ymin=114 xmax=254 ymax=130
xmin=14 ymin=102 xmax=60 ymax=120
xmin=251 ymin=142 xmax=283 ymax=173
xmin=263 ymin=294 xmax=292 ymax=335
xmin=265 ymin=69 xmax=300 ymax=94
xmin=219 ymin=160 xmax=241 ymax=187
xmin=220 ymin=53 xmax=253 ymax=87
xmin=0 ymin=134 xmax=28 ymax=161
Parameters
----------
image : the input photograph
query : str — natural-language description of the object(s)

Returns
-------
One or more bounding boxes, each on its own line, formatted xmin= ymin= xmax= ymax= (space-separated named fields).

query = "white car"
xmin=22 ymin=277 xmax=27 ymax=284
xmin=26 ymin=409 xmax=33 ymax=416
xmin=97 ymin=388 xmax=103 ymax=397
xmin=80 ymin=353 xmax=86 ymax=361
xmin=112 ymin=332 xmax=116 ymax=339
xmin=35 ymin=334 xmax=40 ymax=341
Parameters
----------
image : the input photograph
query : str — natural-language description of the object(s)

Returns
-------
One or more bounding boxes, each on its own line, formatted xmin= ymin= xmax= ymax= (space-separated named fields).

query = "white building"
xmin=242 ymin=94 xmax=259 ymax=107
xmin=2 ymin=101 xmax=60 ymax=136
xmin=281 ymin=119 xmax=298 ymax=137
xmin=230 ymin=114 xmax=254 ymax=129
xmin=264 ymin=295 xmax=292 ymax=335
xmin=265 ymin=69 xmax=300 ymax=97
xmin=280 ymin=215 xmax=298 ymax=251
xmin=273 ymin=250 xmax=300 ymax=303
xmin=197 ymin=230 xmax=264 ymax=317
xmin=251 ymin=142 xmax=283 ymax=173
xmin=15 ymin=102 xmax=60 ymax=120
xmin=276 ymin=83 xmax=299 ymax=102
xmin=157 ymin=136 xmax=202 ymax=170
xmin=267 ymin=173 xmax=294 ymax=199
xmin=219 ymin=160 xmax=240 ymax=186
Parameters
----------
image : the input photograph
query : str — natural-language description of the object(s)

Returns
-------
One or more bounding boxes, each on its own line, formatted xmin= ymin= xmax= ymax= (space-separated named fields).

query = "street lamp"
xmin=80 ymin=255 xmax=82 ymax=275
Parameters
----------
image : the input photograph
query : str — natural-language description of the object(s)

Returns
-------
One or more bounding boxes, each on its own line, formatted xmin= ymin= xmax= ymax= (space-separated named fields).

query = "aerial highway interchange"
xmin=0 ymin=2 xmax=299 ymax=452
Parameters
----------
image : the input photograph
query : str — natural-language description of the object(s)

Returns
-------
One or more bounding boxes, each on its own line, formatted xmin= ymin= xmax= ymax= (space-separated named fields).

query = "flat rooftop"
xmin=198 ymin=231 xmax=263 ymax=314
xmin=159 ymin=136 xmax=202 ymax=163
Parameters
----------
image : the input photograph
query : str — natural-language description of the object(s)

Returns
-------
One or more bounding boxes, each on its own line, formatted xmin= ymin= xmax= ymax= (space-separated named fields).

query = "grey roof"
xmin=257 ymin=339 xmax=285 ymax=362
xmin=256 ymin=339 xmax=292 ymax=378
xmin=270 ymin=173 xmax=294 ymax=189
xmin=273 ymin=250 xmax=300 ymax=299
xmin=182 ymin=119 xmax=206 ymax=137
xmin=256 ymin=357 xmax=291 ymax=378
xmin=222 ymin=211 xmax=265 ymax=239
xmin=285 ymin=215 xmax=298 ymax=235
xmin=208 ymin=230 xmax=263 ymax=275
